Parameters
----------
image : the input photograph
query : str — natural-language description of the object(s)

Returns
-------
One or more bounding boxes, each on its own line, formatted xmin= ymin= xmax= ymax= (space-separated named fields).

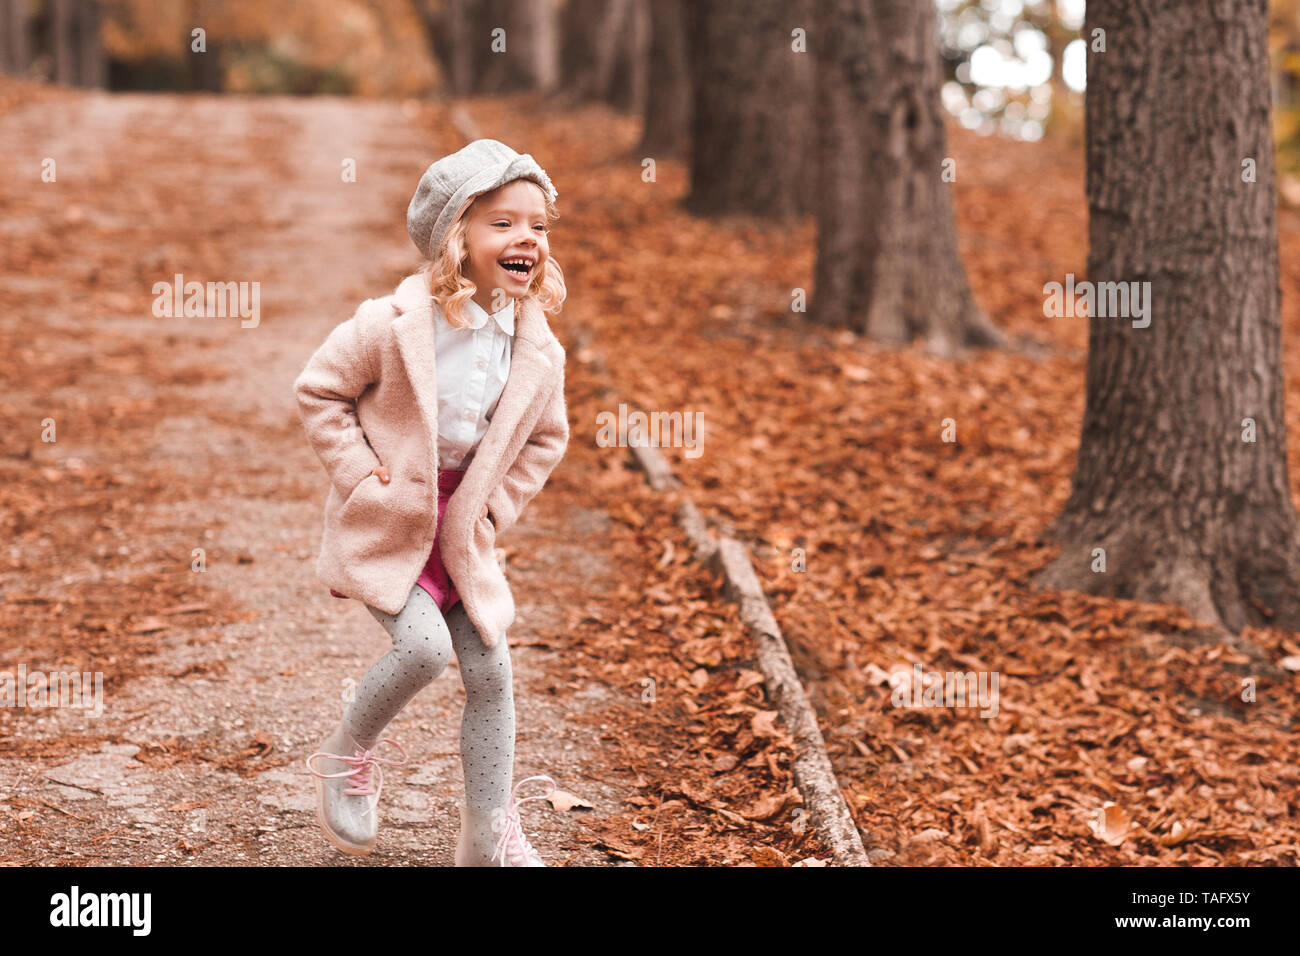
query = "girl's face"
xmin=462 ymin=180 xmax=550 ymax=314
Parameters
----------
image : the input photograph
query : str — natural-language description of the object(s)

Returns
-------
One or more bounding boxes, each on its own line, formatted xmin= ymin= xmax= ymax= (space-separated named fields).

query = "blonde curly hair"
xmin=418 ymin=183 xmax=566 ymax=329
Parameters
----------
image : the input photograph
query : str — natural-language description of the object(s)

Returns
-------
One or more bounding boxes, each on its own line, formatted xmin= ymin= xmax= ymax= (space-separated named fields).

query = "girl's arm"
xmin=293 ymin=301 xmax=385 ymax=498
xmin=484 ymin=363 xmax=569 ymax=536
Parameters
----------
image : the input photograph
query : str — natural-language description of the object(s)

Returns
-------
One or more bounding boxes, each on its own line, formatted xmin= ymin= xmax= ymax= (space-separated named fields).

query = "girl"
xmin=294 ymin=139 xmax=569 ymax=866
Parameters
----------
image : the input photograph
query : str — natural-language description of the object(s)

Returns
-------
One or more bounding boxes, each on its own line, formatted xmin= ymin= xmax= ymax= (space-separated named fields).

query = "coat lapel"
xmin=388 ymin=274 xmax=555 ymax=501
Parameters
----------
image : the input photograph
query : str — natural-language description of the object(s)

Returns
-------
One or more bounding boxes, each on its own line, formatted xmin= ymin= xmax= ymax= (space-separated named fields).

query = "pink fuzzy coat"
xmin=294 ymin=272 xmax=568 ymax=649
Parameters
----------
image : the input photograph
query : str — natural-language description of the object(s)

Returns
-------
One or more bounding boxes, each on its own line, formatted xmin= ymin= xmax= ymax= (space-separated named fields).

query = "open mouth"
xmin=498 ymin=257 xmax=535 ymax=282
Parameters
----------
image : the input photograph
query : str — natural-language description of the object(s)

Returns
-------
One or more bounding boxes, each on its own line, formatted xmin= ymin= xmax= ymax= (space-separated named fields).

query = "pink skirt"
xmin=329 ymin=467 xmax=467 ymax=614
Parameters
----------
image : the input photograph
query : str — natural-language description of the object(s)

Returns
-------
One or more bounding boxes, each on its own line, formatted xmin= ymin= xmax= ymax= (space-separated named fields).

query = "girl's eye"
xmin=533 ymin=225 xmax=546 ymax=232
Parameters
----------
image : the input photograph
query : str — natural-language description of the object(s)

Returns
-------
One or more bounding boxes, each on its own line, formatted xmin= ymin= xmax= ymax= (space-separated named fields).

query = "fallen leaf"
xmin=243 ymin=732 xmax=274 ymax=757
xmin=166 ymin=800 xmax=207 ymax=812
xmin=741 ymin=788 xmax=802 ymax=821
xmin=751 ymin=845 xmax=789 ymax=866
xmin=677 ymin=780 xmax=712 ymax=805
xmin=1090 ymin=802 xmax=1130 ymax=846
xmin=911 ymin=827 xmax=949 ymax=843
xmin=707 ymin=802 xmax=750 ymax=826
xmin=1158 ymin=820 xmax=1200 ymax=847
xmin=839 ymin=364 xmax=871 ymax=382
xmin=596 ymin=840 xmax=644 ymax=861
xmin=751 ymin=710 xmax=781 ymax=738
xmin=161 ymin=603 xmax=209 ymax=615
xmin=547 ymin=789 xmax=594 ymax=813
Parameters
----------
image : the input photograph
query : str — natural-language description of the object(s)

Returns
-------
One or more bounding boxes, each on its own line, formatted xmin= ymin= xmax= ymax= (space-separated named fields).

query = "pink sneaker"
xmin=456 ymin=774 xmax=557 ymax=867
xmin=305 ymin=727 xmax=408 ymax=856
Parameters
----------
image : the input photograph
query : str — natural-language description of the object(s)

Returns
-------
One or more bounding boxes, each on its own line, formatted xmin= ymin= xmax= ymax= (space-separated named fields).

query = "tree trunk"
xmin=603 ymin=0 xmax=647 ymax=114
xmin=558 ymin=0 xmax=644 ymax=110
xmin=188 ymin=39 xmax=222 ymax=91
xmin=1 ymin=0 xmax=32 ymax=75
xmin=557 ymin=0 xmax=602 ymax=101
xmin=51 ymin=0 xmax=76 ymax=84
xmin=422 ymin=0 xmax=473 ymax=96
xmin=76 ymin=0 xmax=104 ymax=88
xmin=638 ymin=0 xmax=690 ymax=157
xmin=473 ymin=0 xmax=547 ymax=95
xmin=421 ymin=0 xmax=551 ymax=97
xmin=812 ymin=0 xmax=1001 ymax=352
xmin=0 ymin=0 xmax=7 ymax=73
xmin=1035 ymin=0 xmax=1300 ymax=636
xmin=533 ymin=0 xmax=559 ymax=94
xmin=682 ymin=0 xmax=815 ymax=219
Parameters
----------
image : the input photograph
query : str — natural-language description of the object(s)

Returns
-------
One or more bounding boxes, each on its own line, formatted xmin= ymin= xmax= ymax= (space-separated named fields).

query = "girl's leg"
xmin=444 ymin=601 xmax=515 ymax=812
xmin=344 ymin=584 xmax=455 ymax=749
xmin=308 ymin=585 xmax=453 ymax=855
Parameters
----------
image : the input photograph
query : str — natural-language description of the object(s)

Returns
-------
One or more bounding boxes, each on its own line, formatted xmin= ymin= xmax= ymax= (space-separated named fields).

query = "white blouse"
xmin=434 ymin=295 xmax=514 ymax=471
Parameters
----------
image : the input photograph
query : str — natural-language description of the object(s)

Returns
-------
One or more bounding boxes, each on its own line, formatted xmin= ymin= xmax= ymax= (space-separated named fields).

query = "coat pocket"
xmin=474 ymin=507 xmax=497 ymax=551
xmin=472 ymin=506 xmax=509 ymax=574
xmin=344 ymin=470 xmax=432 ymax=528
xmin=347 ymin=471 xmax=377 ymax=498
xmin=338 ymin=472 xmax=388 ymax=527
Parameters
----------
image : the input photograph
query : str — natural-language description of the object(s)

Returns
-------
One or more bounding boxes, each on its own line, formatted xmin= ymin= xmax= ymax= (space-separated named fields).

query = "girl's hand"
xmin=370 ymin=466 xmax=391 ymax=484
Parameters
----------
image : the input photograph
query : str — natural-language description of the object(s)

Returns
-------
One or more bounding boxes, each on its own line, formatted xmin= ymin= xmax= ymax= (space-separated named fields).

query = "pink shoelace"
xmin=306 ymin=738 xmax=409 ymax=816
xmin=490 ymin=774 xmax=557 ymax=866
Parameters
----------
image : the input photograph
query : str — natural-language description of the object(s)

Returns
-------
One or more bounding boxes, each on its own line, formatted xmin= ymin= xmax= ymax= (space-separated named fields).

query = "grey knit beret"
xmin=406 ymin=138 xmax=558 ymax=260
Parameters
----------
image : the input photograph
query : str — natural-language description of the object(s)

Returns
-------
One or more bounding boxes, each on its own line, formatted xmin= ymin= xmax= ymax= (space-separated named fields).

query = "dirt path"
xmin=0 ymin=90 xmax=641 ymax=866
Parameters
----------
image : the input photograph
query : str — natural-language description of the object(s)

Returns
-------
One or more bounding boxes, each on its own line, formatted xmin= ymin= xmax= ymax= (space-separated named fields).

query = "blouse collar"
xmin=462 ymin=295 xmax=516 ymax=335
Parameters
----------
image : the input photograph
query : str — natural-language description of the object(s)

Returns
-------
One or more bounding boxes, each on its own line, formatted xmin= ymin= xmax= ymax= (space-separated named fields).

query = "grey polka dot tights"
xmin=342 ymin=584 xmax=515 ymax=813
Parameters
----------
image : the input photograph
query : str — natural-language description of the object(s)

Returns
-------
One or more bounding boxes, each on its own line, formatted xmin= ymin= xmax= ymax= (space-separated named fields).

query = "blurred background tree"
xmin=0 ymin=0 xmax=436 ymax=94
xmin=5 ymin=0 xmax=1300 ymax=192
xmin=1271 ymin=0 xmax=1300 ymax=197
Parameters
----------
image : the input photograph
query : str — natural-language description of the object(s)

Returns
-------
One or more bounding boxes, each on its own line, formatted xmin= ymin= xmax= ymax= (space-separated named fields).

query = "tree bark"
xmin=603 ymin=0 xmax=647 ymax=114
xmin=533 ymin=0 xmax=559 ymax=94
xmin=638 ymin=0 xmax=690 ymax=158
xmin=1035 ymin=0 xmax=1300 ymax=636
xmin=187 ymin=39 xmax=222 ymax=91
xmin=558 ymin=0 xmax=645 ymax=111
xmin=76 ymin=0 xmax=104 ymax=88
xmin=1 ymin=0 xmax=32 ymax=75
xmin=812 ymin=0 xmax=1001 ymax=352
xmin=421 ymin=0 xmax=551 ymax=97
xmin=421 ymin=0 xmax=473 ymax=96
xmin=51 ymin=0 xmax=76 ymax=84
xmin=681 ymin=0 xmax=815 ymax=219
xmin=473 ymin=0 xmax=547 ymax=95
xmin=0 ymin=0 xmax=7 ymax=73
xmin=557 ymin=0 xmax=603 ymax=101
